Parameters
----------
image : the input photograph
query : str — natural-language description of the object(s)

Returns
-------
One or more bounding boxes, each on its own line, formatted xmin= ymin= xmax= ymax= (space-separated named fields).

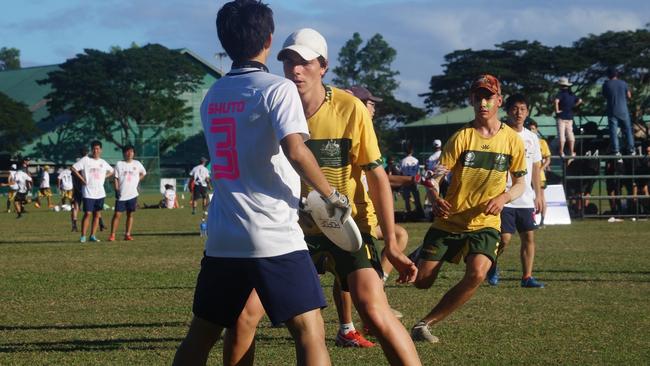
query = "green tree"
xmin=420 ymin=40 xmax=589 ymax=116
xmin=40 ymin=44 xmax=204 ymax=153
xmin=0 ymin=47 xmax=21 ymax=70
xmin=573 ymin=28 xmax=650 ymax=125
xmin=332 ymin=33 xmax=425 ymax=151
xmin=0 ymin=92 xmax=38 ymax=155
xmin=421 ymin=27 xmax=650 ymax=128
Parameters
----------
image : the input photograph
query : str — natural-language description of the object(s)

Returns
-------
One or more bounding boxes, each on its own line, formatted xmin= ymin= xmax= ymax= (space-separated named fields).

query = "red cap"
xmin=470 ymin=74 xmax=501 ymax=95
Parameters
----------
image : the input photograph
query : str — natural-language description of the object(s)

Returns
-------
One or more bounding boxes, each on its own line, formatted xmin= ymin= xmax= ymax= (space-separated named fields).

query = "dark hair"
xmin=216 ymin=0 xmax=274 ymax=63
xmin=607 ymin=66 xmax=618 ymax=79
xmin=90 ymin=140 xmax=102 ymax=149
xmin=504 ymin=93 xmax=529 ymax=111
xmin=527 ymin=119 xmax=538 ymax=128
xmin=122 ymin=144 xmax=135 ymax=153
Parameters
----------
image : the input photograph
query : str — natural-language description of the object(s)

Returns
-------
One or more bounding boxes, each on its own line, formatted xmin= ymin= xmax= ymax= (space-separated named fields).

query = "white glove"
xmin=321 ymin=189 xmax=351 ymax=222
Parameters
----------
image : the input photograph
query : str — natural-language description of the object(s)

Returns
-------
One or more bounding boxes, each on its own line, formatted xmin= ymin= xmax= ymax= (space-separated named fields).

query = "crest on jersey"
xmin=494 ymin=153 xmax=507 ymax=170
xmin=464 ymin=151 xmax=476 ymax=166
xmin=321 ymin=140 xmax=341 ymax=158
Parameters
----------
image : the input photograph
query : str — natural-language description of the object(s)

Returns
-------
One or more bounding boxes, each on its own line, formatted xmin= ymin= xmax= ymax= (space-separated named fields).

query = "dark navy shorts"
xmin=192 ymin=250 xmax=326 ymax=328
xmin=83 ymin=198 xmax=104 ymax=212
xmin=115 ymin=198 xmax=137 ymax=212
xmin=500 ymin=207 xmax=537 ymax=234
xmin=193 ymin=185 xmax=208 ymax=200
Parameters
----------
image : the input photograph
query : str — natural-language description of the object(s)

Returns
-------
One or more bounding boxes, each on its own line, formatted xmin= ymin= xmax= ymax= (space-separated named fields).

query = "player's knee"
xmin=414 ymin=275 xmax=433 ymax=289
xmin=464 ymin=271 xmax=486 ymax=287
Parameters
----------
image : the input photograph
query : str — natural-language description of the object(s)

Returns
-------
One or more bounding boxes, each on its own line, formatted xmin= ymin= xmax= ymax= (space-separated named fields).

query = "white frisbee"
xmin=306 ymin=190 xmax=363 ymax=252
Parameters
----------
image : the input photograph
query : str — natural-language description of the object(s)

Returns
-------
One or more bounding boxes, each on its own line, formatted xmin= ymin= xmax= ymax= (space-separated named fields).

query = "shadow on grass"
xmin=0 ymin=336 xmax=183 ymax=353
xmin=0 ymin=321 xmax=187 ymax=331
xmin=135 ymin=231 xmax=198 ymax=237
xmin=0 ymin=239 xmax=74 ymax=245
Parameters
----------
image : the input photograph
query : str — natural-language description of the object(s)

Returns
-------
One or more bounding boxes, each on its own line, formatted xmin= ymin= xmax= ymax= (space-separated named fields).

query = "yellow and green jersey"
xmin=539 ymin=138 xmax=551 ymax=184
xmin=433 ymin=122 xmax=526 ymax=233
xmin=302 ymin=86 xmax=380 ymax=236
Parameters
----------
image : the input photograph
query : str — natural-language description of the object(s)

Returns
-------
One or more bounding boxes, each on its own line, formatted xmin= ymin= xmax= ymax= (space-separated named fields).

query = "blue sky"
xmin=2 ymin=0 xmax=648 ymax=108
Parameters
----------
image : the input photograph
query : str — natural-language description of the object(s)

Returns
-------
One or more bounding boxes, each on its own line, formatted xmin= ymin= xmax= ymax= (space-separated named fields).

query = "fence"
xmin=559 ymin=154 xmax=650 ymax=218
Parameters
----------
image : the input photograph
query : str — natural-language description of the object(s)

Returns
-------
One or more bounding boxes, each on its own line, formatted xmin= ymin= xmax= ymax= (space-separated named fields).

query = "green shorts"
xmin=418 ymin=227 xmax=501 ymax=264
xmin=306 ymin=233 xmax=383 ymax=292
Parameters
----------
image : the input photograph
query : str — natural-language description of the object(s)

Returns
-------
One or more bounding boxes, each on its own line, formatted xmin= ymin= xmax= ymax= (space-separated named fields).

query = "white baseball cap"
xmin=277 ymin=28 xmax=328 ymax=62
xmin=433 ymin=139 xmax=442 ymax=148
xmin=11 ymin=164 xmax=17 ymax=170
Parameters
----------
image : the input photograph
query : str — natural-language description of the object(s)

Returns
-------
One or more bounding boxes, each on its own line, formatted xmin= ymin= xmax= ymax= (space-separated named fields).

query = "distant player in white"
xmin=425 ymin=139 xmax=442 ymax=171
xmin=488 ymin=93 xmax=545 ymax=288
xmin=71 ymin=140 xmax=114 ymax=243
xmin=108 ymin=145 xmax=146 ymax=242
xmin=189 ymin=158 xmax=211 ymax=215
xmin=57 ymin=168 xmax=74 ymax=206
xmin=400 ymin=144 xmax=424 ymax=215
xmin=173 ymin=2 xmax=346 ymax=365
xmin=34 ymin=165 xmax=53 ymax=209
xmin=6 ymin=164 xmax=19 ymax=213
xmin=12 ymin=166 xmax=32 ymax=218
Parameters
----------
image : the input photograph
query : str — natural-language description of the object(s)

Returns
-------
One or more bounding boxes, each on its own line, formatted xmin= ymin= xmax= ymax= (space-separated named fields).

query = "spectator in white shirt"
xmin=108 ymin=145 xmax=147 ymax=242
xmin=400 ymin=144 xmax=424 ymax=217
xmin=189 ymin=157 xmax=212 ymax=215
xmin=71 ymin=140 xmax=114 ymax=243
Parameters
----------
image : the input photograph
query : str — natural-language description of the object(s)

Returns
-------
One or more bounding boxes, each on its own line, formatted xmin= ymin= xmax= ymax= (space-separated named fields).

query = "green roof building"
xmin=0 ymin=49 xmax=223 ymax=170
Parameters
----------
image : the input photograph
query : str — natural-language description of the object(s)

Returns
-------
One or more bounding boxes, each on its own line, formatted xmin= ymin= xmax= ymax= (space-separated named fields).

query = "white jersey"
xmin=190 ymin=165 xmax=210 ymax=187
xmin=14 ymin=171 xmax=32 ymax=194
xmin=40 ymin=171 xmax=50 ymax=189
xmin=400 ymin=155 xmax=420 ymax=177
xmin=114 ymin=160 xmax=146 ymax=201
xmin=164 ymin=189 xmax=176 ymax=209
xmin=425 ymin=151 xmax=441 ymax=171
xmin=72 ymin=156 xmax=114 ymax=199
xmin=58 ymin=169 xmax=74 ymax=191
xmin=8 ymin=170 xmax=18 ymax=190
xmin=506 ymin=127 xmax=542 ymax=208
xmin=200 ymin=66 xmax=309 ymax=258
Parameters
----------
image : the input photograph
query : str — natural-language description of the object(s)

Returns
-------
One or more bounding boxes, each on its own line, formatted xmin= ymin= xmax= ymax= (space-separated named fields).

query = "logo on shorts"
xmin=321 ymin=140 xmax=341 ymax=158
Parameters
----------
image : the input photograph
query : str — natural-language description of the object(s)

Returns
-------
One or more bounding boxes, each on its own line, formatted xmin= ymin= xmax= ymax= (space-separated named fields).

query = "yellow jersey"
xmin=433 ymin=122 xmax=527 ymax=233
xmin=301 ymin=86 xmax=380 ymax=236
xmin=539 ymin=138 xmax=551 ymax=184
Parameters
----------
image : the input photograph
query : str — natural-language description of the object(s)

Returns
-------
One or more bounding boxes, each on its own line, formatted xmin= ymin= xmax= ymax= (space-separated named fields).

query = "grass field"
xmin=1 ymin=194 xmax=649 ymax=365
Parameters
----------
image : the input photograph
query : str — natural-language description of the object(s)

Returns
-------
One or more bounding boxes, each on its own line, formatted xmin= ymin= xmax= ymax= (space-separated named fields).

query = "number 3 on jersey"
xmin=210 ymin=118 xmax=240 ymax=180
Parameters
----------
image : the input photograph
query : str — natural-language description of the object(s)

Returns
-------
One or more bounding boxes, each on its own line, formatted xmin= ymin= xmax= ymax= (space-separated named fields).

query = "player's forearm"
xmin=506 ymin=176 xmax=526 ymax=203
xmin=365 ymin=167 xmax=397 ymax=246
xmin=532 ymin=162 xmax=542 ymax=197
xmin=281 ymin=134 xmax=333 ymax=198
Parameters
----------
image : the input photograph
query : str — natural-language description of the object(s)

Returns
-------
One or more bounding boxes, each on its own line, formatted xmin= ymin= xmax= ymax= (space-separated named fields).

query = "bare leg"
xmin=519 ymin=230 xmax=536 ymax=278
xmin=81 ymin=211 xmax=91 ymax=237
xmin=285 ymin=309 xmax=331 ymax=366
xmin=110 ymin=211 xmax=122 ymax=236
xmin=419 ymin=254 xmax=492 ymax=326
xmin=413 ymin=259 xmax=444 ymax=290
xmin=173 ymin=316 xmax=223 ymax=366
xmin=90 ymin=212 xmax=101 ymax=237
xmin=224 ymin=291 xmax=265 ymax=366
xmin=348 ymin=268 xmax=421 ymax=365
xmin=125 ymin=211 xmax=134 ymax=236
xmin=332 ymin=281 xmax=353 ymax=325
